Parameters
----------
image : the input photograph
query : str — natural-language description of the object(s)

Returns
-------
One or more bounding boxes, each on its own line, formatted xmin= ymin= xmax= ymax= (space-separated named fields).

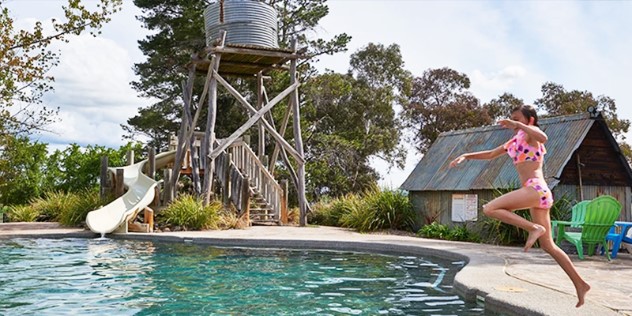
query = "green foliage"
xmin=0 ymin=135 xmax=48 ymax=205
xmin=30 ymin=191 xmax=72 ymax=221
xmin=58 ymin=188 xmax=108 ymax=227
xmin=535 ymin=82 xmax=632 ymax=162
xmin=417 ymin=222 xmax=480 ymax=242
xmin=6 ymin=204 xmax=39 ymax=222
xmin=302 ymin=44 xmax=411 ymax=198
xmin=418 ymin=222 xmax=451 ymax=239
xmin=0 ymin=134 xmax=142 ymax=207
xmin=44 ymin=142 xmax=143 ymax=193
xmin=309 ymin=194 xmax=360 ymax=227
xmin=401 ymin=67 xmax=492 ymax=155
xmin=362 ymin=187 xmax=415 ymax=232
xmin=337 ymin=187 xmax=415 ymax=233
xmin=160 ymin=195 xmax=221 ymax=230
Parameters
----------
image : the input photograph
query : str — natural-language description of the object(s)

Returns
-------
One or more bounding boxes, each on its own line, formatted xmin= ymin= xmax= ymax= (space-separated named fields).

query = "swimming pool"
xmin=0 ymin=238 xmax=489 ymax=315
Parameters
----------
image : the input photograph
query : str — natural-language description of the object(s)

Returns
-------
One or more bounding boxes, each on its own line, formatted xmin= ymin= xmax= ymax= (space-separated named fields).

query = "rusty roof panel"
xmin=401 ymin=113 xmax=594 ymax=191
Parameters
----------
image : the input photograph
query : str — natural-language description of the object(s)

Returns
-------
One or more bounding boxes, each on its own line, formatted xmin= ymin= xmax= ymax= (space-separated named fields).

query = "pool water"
xmin=0 ymin=238 xmax=490 ymax=315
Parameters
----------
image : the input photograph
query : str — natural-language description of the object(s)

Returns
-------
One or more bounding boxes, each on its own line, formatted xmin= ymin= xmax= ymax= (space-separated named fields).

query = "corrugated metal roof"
xmin=400 ymin=113 xmax=594 ymax=191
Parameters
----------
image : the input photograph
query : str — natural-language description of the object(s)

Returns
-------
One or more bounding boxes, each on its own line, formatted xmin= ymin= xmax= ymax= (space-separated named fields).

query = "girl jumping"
xmin=449 ymin=105 xmax=590 ymax=307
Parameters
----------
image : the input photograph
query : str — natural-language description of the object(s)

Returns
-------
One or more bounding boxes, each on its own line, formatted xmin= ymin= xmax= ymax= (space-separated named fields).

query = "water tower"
xmin=167 ymin=0 xmax=309 ymax=226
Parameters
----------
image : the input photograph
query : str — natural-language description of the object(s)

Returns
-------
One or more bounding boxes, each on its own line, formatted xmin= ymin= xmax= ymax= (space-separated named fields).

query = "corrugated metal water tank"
xmin=204 ymin=0 xmax=279 ymax=48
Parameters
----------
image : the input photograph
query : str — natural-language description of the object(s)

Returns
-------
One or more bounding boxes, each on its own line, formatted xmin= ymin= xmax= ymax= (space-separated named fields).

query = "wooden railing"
xmin=169 ymin=133 xmax=282 ymax=221
xmin=213 ymin=139 xmax=282 ymax=221
xmin=226 ymin=139 xmax=282 ymax=220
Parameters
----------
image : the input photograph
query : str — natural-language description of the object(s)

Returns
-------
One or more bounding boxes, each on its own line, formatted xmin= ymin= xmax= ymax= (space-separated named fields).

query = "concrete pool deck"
xmin=1 ymin=222 xmax=630 ymax=316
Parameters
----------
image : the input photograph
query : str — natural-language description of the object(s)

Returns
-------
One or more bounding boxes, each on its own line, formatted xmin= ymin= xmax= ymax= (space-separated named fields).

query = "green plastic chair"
xmin=551 ymin=200 xmax=590 ymax=239
xmin=555 ymin=195 xmax=622 ymax=260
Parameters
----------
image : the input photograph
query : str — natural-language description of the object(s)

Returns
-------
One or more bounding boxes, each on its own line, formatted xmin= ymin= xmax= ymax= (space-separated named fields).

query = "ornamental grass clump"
xmin=7 ymin=205 xmax=39 ymax=222
xmin=161 ymin=195 xmax=221 ymax=230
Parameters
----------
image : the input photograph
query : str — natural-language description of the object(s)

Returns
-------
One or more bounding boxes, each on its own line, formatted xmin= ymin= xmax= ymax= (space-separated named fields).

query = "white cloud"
xmin=39 ymin=34 xmax=149 ymax=148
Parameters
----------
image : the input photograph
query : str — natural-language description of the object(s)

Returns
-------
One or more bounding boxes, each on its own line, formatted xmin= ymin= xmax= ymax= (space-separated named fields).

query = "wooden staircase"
xmin=249 ymin=187 xmax=276 ymax=223
xmin=215 ymin=138 xmax=287 ymax=225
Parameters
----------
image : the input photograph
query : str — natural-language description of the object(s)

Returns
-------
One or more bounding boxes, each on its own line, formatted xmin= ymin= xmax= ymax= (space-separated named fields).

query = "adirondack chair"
xmin=602 ymin=221 xmax=632 ymax=259
xmin=555 ymin=195 xmax=622 ymax=260
xmin=551 ymin=200 xmax=590 ymax=240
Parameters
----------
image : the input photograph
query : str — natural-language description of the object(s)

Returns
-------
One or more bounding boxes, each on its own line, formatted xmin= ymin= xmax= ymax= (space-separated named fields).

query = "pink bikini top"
xmin=504 ymin=130 xmax=546 ymax=164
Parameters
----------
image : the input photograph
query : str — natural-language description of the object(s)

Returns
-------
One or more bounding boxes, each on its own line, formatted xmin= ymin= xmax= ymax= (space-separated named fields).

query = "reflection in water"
xmin=0 ymin=238 xmax=489 ymax=315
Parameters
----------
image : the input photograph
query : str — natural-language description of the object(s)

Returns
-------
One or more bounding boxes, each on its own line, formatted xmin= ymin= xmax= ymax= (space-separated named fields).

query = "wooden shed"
xmin=400 ymin=113 xmax=632 ymax=227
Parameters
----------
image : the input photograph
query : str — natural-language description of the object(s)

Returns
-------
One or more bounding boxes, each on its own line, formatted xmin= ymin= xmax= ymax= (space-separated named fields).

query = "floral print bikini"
xmin=504 ymin=129 xmax=554 ymax=209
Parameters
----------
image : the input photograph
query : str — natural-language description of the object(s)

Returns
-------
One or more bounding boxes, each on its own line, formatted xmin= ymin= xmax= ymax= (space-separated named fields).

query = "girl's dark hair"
xmin=511 ymin=105 xmax=539 ymax=127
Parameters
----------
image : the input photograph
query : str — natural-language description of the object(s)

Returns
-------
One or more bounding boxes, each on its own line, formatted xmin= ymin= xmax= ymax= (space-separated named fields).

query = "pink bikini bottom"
xmin=524 ymin=178 xmax=554 ymax=209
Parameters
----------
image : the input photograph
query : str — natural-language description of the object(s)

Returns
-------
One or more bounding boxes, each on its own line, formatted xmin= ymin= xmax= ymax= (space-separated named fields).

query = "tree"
xmin=0 ymin=0 xmax=122 ymax=136
xmin=44 ymin=142 xmax=143 ymax=193
xmin=125 ymin=0 xmax=351 ymax=150
xmin=301 ymin=43 xmax=411 ymax=198
xmin=535 ymin=82 xmax=632 ymax=160
xmin=0 ymin=135 xmax=48 ymax=205
xmin=401 ymin=67 xmax=491 ymax=154
xmin=484 ymin=93 xmax=525 ymax=122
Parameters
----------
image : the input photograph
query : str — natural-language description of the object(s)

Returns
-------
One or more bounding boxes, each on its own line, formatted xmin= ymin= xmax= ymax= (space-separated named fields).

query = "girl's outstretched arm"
xmin=499 ymin=119 xmax=548 ymax=143
xmin=449 ymin=145 xmax=506 ymax=168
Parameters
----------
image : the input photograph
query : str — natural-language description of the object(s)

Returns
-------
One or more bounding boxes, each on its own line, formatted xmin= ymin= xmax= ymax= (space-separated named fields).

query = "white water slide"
xmin=86 ymin=151 xmax=176 ymax=235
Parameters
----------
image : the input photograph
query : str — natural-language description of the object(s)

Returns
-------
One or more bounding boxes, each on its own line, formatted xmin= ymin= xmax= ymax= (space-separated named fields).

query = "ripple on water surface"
xmin=0 ymin=238 xmax=491 ymax=315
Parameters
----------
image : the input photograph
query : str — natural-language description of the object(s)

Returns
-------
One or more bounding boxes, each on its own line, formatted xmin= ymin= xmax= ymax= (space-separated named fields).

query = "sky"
xmin=6 ymin=0 xmax=632 ymax=188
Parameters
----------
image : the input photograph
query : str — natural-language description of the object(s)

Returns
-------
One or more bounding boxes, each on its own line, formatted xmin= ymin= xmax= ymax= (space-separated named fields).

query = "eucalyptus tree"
xmin=535 ymin=82 xmax=631 ymax=160
xmin=401 ymin=67 xmax=490 ymax=154
xmin=302 ymin=43 xmax=411 ymax=198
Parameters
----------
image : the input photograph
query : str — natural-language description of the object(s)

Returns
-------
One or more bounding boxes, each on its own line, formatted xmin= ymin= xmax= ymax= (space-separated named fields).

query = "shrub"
xmin=417 ymin=222 xmax=480 ymax=242
xmin=160 ymin=195 xmax=221 ymax=230
xmin=287 ymin=207 xmax=300 ymax=225
xmin=58 ymin=188 xmax=106 ymax=227
xmin=31 ymin=191 xmax=75 ymax=221
xmin=362 ymin=187 xmax=415 ymax=232
xmin=7 ymin=205 xmax=40 ymax=222
xmin=217 ymin=206 xmax=247 ymax=230
xmin=308 ymin=197 xmax=351 ymax=227
xmin=418 ymin=222 xmax=451 ymax=239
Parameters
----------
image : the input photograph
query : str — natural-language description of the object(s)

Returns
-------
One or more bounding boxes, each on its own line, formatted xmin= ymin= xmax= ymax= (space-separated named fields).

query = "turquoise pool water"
xmin=0 ymin=238 xmax=488 ymax=315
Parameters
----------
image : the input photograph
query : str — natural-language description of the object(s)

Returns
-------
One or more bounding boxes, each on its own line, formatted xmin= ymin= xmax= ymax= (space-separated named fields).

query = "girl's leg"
xmin=483 ymin=187 xmax=546 ymax=251
xmin=530 ymin=207 xmax=591 ymax=308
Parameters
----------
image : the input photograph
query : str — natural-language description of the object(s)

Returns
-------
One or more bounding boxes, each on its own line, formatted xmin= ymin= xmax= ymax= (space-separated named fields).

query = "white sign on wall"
xmin=451 ymin=194 xmax=478 ymax=222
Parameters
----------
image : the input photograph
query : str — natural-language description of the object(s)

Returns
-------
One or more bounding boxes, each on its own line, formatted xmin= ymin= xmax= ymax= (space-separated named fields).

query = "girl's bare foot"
xmin=576 ymin=282 xmax=591 ymax=307
xmin=524 ymin=224 xmax=546 ymax=252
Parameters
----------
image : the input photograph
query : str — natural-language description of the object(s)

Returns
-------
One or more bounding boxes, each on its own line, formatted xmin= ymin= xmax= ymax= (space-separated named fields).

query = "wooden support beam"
xmin=100 ymin=156 xmax=108 ymax=200
xmin=207 ymin=46 xmax=302 ymax=60
xmin=257 ymin=71 xmax=265 ymax=159
xmin=144 ymin=207 xmax=154 ymax=233
xmin=202 ymin=30 xmax=226 ymax=206
xmin=241 ymin=175 xmax=251 ymax=226
xmin=281 ymin=179 xmax=288 ymax=225
xmin=269 ymin=85 xmax=293 ymax=175
xmin=223 ymin=153 xmax=231 ymax=206
xmin=170 ymin=65 xmax=196 ymax=200
xmin=209 ymin=74 xmax=304 ymax=162
xmin=214 ymin=70 xmax=302 ymax=161
xmin=115 ymin=168 xmax=124 ymax=198
xmin=289 ymin=39 xmax=308 ymax=226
